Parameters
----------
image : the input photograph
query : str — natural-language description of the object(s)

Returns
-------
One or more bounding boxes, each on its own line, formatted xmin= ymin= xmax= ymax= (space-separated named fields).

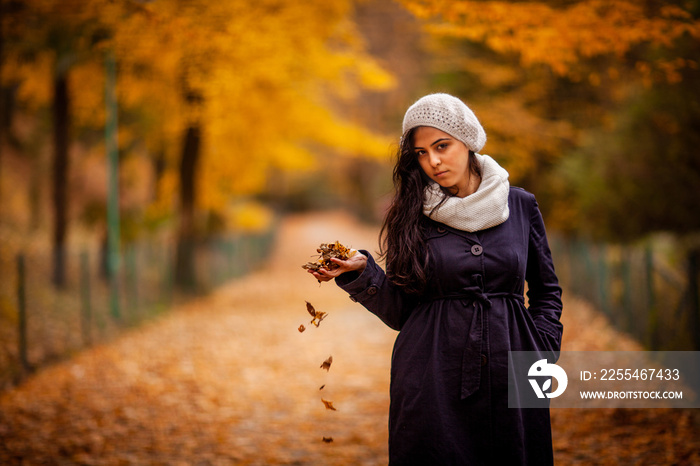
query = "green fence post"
xmin=645 ymin=243 xmax=659 ymax=349
xmin=573 ymin=239 xmax=584 ymax=295
xmin=621 ymin=246 xmax=633 ymax=334
xmin=16 ymin=254 xmax=30 ymax=373
xmin=232 ymin=237 xmax=241 ymax=277
xmin=125 ymin=244 xmax=138 ymax=322
xmin=597 ymin=243 xmax=609 ymax=316
xmin=568 ymin=238 xmax=575 ymax=292
xmin=161 ymin=243 xmax=174 ymax=307
xmin=583 ymin=241 xmax=594 ymax=303
xmin=225 ymin=239 xmax=234 ymax=280
xmin=80 ymin=250 xmax=92 ymax=346
xmin=105 ymin=51 xmax=121 ymax=322
xmin=209 ymin=239 xmax=219 ymax=288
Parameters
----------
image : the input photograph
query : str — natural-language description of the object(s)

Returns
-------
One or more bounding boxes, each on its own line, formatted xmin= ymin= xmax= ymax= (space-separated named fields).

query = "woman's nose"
xmin=429 ymin=152 xmax=441 ymax=166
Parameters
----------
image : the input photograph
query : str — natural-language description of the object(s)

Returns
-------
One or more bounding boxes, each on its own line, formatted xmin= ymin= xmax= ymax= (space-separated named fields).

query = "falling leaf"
xmin=306 ymin=301 xmax=316 ymax=317
xmin=320 ymin=356 xmax=333 ymax=372
xmin=305 ymin=301 xmax=327 ymax=327
xmin=321 ymin=399 xmax=337 ymax=411
xmin=319 ymin=384 xmax=325 ymax=390
xmin=298 ymin=324 xmax=306 ymax=333
xmin=322 ymin=437 xmax=334 ymax=443
xmin=311 ymin=313 xmax=327 ymax=327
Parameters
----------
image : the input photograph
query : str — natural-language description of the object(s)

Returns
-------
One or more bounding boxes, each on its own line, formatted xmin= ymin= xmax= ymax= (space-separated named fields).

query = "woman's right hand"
xmin=307 ymin=252 xmax=367 ymax=282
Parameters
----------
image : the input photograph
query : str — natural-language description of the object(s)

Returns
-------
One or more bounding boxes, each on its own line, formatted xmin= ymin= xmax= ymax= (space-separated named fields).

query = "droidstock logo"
xmin=528 ymin=359 xmax=568 ymax=398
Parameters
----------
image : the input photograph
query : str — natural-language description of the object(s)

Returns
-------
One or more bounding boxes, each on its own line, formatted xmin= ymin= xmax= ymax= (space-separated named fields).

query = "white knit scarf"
xmin=423 ymin=153 xmax=510 ymax=232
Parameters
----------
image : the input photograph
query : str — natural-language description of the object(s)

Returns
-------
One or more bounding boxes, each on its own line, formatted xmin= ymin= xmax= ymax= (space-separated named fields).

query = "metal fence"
xmin=0 ymin=228 xmax=276 ymax=390
xmin=550 ymin=235 xmax=700 ymax=351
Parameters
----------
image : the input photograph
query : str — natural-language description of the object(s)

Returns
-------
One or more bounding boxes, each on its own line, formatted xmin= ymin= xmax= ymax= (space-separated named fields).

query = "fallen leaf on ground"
xmin=321 ymin=399 xmax=337 ymax=411
xmin=322 ymin=437 xmax=334 ymax=443
xmin=2 ymin=213 xmax=699 ymax=465
xmin=298 ymin=324 xmax=306 ymax=333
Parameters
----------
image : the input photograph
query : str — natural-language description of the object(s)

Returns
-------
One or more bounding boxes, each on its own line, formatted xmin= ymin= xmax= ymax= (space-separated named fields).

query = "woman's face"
xmin=413 ymin=126 xmax=472 ymax=197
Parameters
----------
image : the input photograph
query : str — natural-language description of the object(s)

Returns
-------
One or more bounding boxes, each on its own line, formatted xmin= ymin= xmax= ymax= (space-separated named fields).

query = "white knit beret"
xmin=402 ymin=93 xmax=487 ymax=153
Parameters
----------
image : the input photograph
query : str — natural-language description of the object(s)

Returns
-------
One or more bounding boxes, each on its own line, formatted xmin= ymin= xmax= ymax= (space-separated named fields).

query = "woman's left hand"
xmin=307 ymin=252 xmax=367 ymax=282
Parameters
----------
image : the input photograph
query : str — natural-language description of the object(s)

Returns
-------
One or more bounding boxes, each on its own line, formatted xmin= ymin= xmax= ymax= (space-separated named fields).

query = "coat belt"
xmin=421 ymin=282 xmax=524 ymax=400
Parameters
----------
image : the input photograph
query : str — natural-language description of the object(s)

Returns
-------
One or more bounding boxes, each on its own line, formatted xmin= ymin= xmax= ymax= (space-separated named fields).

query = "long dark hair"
xmin=379 ymin=127 xmax=482 ymax=295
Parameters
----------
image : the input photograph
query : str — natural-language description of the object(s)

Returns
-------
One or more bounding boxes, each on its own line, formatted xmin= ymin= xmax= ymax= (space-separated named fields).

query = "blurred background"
xmin=0 ymin=0 xmax=699 ymax=463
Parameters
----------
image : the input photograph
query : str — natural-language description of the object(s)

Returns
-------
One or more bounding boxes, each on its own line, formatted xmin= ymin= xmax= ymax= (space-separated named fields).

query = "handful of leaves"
xmin=301 ymin=241 xmax=357 ymax=272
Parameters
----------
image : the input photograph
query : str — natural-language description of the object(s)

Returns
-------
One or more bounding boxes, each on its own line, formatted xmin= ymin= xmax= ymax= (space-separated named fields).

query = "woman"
xmin=309 ymin=93 xmax=563 ymax=465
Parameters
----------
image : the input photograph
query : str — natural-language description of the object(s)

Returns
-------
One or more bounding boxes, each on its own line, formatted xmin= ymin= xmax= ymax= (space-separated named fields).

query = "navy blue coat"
xmin=336 ymin=187 xmax=563 ymax=465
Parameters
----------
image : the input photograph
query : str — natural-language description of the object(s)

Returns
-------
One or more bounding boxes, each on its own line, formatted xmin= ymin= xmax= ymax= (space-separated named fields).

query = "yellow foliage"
xmin=270 ymin=143 xmax=317 ymax=173
xmin=400 ymin=0 xmax=700 ymax=80
xmin=225 ymin=200 xmax=274 ymax=233
xmin=353 ymin=55 xmax=397 ymax=91
xmin=134 ymin=0 xmax=394 ymax=217
xmin=2 ymin=53 xmax=53 ymax=110
xmin=475 ymin=98 xmax=578 ymax=182
xmin=4 ymin=0 xmax=395 ymax=227
xmin=70 ymin=62 xmax=106 ymax=128
xmin=152 ymin=171 xmax=178 ymax=214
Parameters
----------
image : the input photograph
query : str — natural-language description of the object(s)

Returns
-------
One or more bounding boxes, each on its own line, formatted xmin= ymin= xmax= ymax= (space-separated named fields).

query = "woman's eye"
xmin=437 ymin=143 xmax=447 ymax=150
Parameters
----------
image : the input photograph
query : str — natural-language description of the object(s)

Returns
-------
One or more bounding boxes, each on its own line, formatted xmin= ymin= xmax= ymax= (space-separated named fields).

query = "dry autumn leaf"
xmin=301 ymin=241 xmax=358 ymax=272
xmin=320 ymin=356 xmax=333 ymax=372
xmin=321 ymin=399 xmax=337 ymax=411
xmin=305 ymin=301 xmax=316 ymax=317
xmin=319 ymin=384 xmax=325 ymax=390
xmin=305 ymin=301 xmax=327 ymax=327
xmin=322 ymin=437 xmax=334 ymax=443
xmin=298 ymin=324 xmax=306 ymax=333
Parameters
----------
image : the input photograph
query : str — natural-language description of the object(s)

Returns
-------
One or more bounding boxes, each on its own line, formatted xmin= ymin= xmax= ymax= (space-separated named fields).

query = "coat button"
xmin=367 ymin=286 xmax=378 ymax=295
xmin=437 ymin=226 xmax=446 ymax=233
xmin=471 ymin=244 xmax=483 ymax=256
xmin=481 ymin=354 xmax=487 ymax=366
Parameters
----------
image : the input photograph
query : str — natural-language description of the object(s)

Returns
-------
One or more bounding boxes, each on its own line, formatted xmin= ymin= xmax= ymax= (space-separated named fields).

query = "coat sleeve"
xmin=525 ymin=195 xmax=564 ymax=355
xmin=334 ymin=250 xmax=418 ymax=331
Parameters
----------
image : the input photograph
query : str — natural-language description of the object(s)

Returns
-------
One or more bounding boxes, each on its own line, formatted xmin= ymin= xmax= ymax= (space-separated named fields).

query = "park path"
xmin=1 ymin=211 xmax=698 ymax=465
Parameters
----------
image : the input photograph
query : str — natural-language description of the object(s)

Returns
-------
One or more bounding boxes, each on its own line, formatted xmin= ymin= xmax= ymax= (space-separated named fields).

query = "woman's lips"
xmin=434 ymin=170 xmax=448 ymax=177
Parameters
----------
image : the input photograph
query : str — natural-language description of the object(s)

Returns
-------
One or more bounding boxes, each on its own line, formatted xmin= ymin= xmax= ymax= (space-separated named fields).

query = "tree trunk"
xmin=174 ymin=123 xmax=201 ymax=291
xmin=52 ymin=70 xmax=69 ymax=287
xmin=688 ymin=248 xmax=700 ymax=351
xmin=0 ymin=4 xmax=5 ymax=220
xmin=152 ymin=145 xmax=166 ymax=202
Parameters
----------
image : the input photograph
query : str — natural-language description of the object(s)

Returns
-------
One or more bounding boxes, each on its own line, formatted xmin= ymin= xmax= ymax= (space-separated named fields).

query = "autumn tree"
xmin=107 ymin=0 xmax=395 ymax=289
xmin=2 ymin=0 xmax=394 ymax=292
xmin=1 ymin=0 xmax=125 ymax=286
